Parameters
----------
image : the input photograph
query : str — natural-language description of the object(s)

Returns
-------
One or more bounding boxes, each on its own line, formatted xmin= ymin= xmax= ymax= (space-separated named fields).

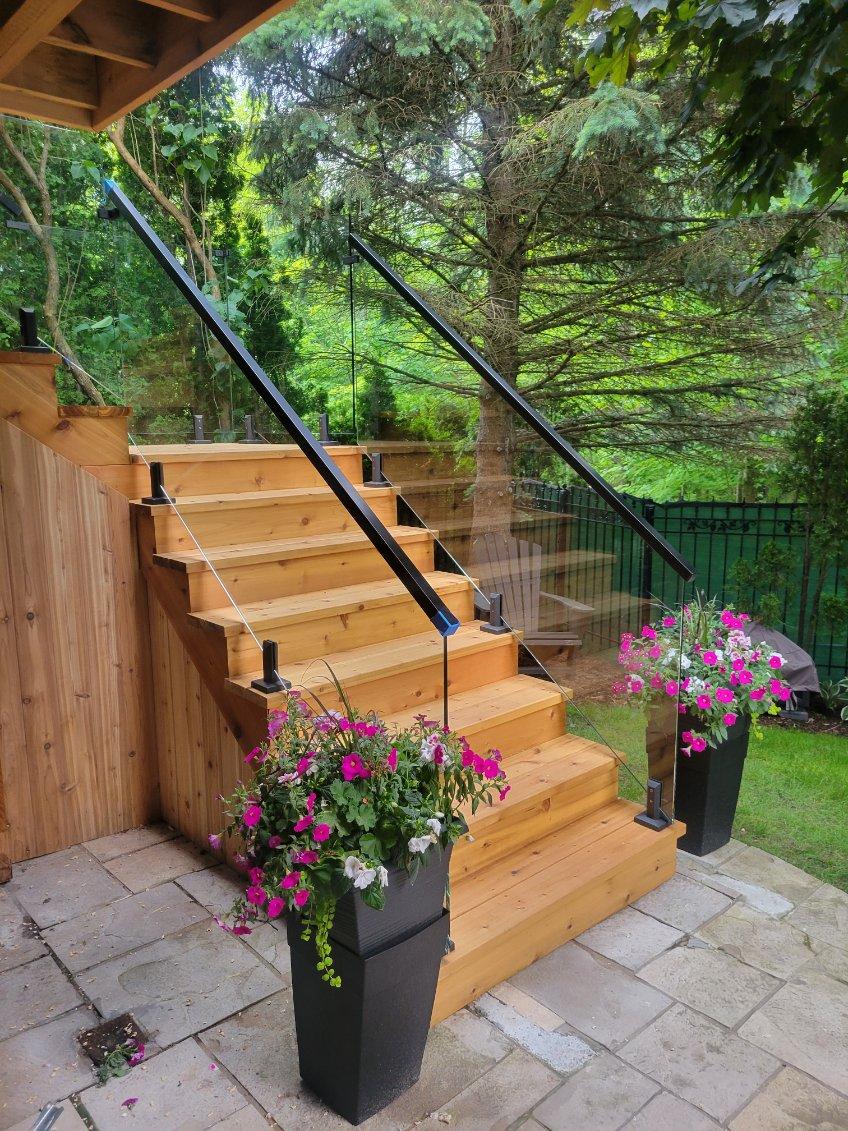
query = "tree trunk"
xmin=471 ymin=3 xmax=526 ymax=542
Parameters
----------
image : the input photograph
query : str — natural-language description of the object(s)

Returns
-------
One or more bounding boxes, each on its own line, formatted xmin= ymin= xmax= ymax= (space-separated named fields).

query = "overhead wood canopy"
xmin=0 ymin=0 xmax=295 ymax=131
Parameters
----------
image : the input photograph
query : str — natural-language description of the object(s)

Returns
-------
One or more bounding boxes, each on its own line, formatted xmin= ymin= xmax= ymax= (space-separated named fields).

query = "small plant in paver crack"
xmin=96 ymin=1039 xmax=145 ymax=1084
xmin=211 ymin=672 xmax=509 ymax=986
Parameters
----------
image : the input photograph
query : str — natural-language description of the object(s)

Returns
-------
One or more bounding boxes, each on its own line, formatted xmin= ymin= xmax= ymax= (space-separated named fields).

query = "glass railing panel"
xmin=352 ymin=259 xmax=690 ymax=818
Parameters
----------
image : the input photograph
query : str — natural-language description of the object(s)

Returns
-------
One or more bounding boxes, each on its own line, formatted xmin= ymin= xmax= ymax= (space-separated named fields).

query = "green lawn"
xmin=568 ymin=702 xmax=848 ymax=891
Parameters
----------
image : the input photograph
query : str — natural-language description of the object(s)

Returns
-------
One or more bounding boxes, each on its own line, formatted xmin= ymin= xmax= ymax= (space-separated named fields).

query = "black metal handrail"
xmin=101 ymin=180 xmax=460 ymax=638
xmin=349 ymin=231 xmax=696 ymax=582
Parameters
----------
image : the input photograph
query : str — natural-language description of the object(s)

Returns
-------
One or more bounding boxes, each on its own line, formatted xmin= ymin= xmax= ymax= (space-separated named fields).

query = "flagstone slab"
xmin=42 ymin=882 xmax=209 ymax=972
xmin=786 ymin=882 xmax=848 ymax=950
xmin=578 ymin=906 xmax=685 ymax=971
xmin=200 ymin=992 xmax=512 ymax=1130
xmin=738 ymin=969 xmax=848 ymax=1096
xmin=0 ymin=955 xmax=83 ymax=1040
xmin=488 ymin=981 xmax=566 ymax=1031
xmin=632 ymin=874 xmax=732 ymax=932
xmin=677 ymin=840 xmax=745 ymax=873
xmin=419 ymin=1047 xmax=560 ymax=1129
xmin=729 ymin=1066 xmax=848 ymax=1130
xmin=625 ymin=1090 xmax=722 ymax=1129
xmin=78 ymin=1038 xmax=249 ymax=1130
xmin=696 ymin=872 xmax=795 ymax=917
xmin=802 ymin=939 xmax=848 ymax=983
xmin=696 ymin=902 xmax=822 ymax=980
xmin=79 ymin=919 xmax=283 ymax=1047
xmin=719 ymin=846 xmax=822 ymax=905
xmin=102 ymin=837 xmax=213 ymax=893
xmin=177 ymin=864 xmax=290 ymax=974
xmin=619 ymin=1003 xmax=780 ymax=1122
xmin=511 ymin=942 xmax=671 ymax=1050
xmin=473 ymin=993 xmax=596 ymax=1075
xmin=84 ymin=823 xmax=177 ymax=863
xmin=6 ymin=847 xmax=128 ymax=928
xmin=0 ymin=890 xmax=46 ymax=973
xmin=7 ymin=1105 xmax=89 ymax=1131
xmin=0 ymin=1008 xmax=94 ymax=1129
xmin=638 ymin=945 xmax=779 ymax=1027
xmin=533 ymin=1051 xmax=659 ymax=1130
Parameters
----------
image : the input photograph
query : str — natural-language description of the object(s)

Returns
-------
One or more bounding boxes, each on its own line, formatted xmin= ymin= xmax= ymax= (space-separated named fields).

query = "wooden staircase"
xmin=115 ymin=441 xmax=681 ymax=1023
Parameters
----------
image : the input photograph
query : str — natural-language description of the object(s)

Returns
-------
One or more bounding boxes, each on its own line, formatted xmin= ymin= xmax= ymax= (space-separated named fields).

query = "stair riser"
xmin=450 ymin=698 xmax=566 ymax=760
xmin=454 ymin=769 xmax=618 ymax=882
xmin=224 ymin=588 xmax=476 ymax=676
xmin=283 ymin=637 xmax=518 ymax=719
xmin=186 ymin=538 xmax=435 ymax=611
xmin=432 ymin=833 xmax=678 ymax=1024
xmin=150 ymin=491 xmax=398 ymax=552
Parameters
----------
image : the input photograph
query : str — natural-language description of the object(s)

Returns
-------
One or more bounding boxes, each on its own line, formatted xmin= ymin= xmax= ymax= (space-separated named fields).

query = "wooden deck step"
xmin=454 ymin=735 xmax=619 ymax=881
xmin=133 ymin=484 xmax=398 ymax=551
xmin=191 ymin=572 xmax=476 ymax=675
xmin=227 ymin=624 xmax=518 ymax=716
xmin=131 ymin=442 xmax=365 ymax=491
xmin=434 ymin=801 xmax=683 ymax=1022
xmin=153 ymin=526 xmax=436 ymax=610
xmin=381 ymin=675 xmax=567 ymax=759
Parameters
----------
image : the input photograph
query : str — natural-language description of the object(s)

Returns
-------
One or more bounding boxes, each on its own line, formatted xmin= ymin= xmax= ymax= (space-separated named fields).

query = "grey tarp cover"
xmin=748 ymin=623 xmax=820 ymax=692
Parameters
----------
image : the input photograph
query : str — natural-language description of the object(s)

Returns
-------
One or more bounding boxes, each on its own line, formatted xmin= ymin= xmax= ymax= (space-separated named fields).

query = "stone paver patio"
xmin=2 ymin=830 xmax=847 ymax=1130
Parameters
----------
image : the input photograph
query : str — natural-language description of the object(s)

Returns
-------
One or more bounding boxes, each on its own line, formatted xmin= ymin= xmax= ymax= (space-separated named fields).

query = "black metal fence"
xmin=522 ymin=481 xmax=847 ymax=682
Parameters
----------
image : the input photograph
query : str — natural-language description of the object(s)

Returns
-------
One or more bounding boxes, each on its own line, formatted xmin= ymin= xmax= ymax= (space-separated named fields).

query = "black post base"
xmin=250 ymin=674 xmax=290 ymax=693
xmin=287 ymin=910 xmax=449 ymax=1125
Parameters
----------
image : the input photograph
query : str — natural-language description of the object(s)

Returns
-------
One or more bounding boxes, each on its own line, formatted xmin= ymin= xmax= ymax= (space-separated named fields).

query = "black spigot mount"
xmin=251 ymin=639 xmax=291 ymax=694
xmin=635 ymin=778 xmax=673 ymax=830
xmin=18 ymin=307 xmax=50 ymax=352
xmin=480 ymin=592 xmax=510 ymax=635
xmin=364 ymin=452 xmax=385 ymax=487
xmin=141 ymin=461 xmax=171 ymax=506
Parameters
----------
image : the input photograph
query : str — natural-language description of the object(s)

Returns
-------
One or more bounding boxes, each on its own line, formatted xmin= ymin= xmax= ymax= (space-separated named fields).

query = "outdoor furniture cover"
xmin=748 ymin=623 xmax=820 ymax=693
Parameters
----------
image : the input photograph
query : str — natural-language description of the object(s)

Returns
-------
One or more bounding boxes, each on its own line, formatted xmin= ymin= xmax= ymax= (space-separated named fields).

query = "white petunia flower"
xmin=426 ymin=817 xmax=443 ymax=836
xmin=344 ymin=855 xmax=364 ymax=880
xmin=408 ymin=836 xmax=432 ymax=855
xmin=376 ymin=866 xmax=389 ymax=888
xmin=353 ymin=867 xmax=377 ymax=890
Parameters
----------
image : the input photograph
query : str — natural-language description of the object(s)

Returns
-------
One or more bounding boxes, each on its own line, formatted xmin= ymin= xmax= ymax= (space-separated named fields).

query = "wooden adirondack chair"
xmin=470 ymin=532 xmax=594 ymax=661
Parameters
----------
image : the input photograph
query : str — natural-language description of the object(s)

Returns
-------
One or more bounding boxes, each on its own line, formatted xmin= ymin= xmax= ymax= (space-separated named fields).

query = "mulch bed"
xmin=763 ymin=711 xmax=848 ymax=739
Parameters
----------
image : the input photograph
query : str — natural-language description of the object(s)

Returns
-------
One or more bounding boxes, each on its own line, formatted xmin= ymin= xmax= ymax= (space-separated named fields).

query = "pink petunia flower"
xmin=681 ymin=730 xmax=693 ymax=743
xmin=749 ymin=687 xmax=766 ymax=701
xmin=691 ymin=735 xmax=707 ymax=753
xmin=208 ymin=833 xmax=222 ymax=851
xmin=696 ymin=694 xmax=712 ymax=710
xmin=702 ymin=650 xmax=718 ymax=665
xmin=247 ymin=866 xmax=264 ymax=886
xmin=386 ymin=747 xmax=398 ymax=771
xmin=293 ymin=815 xmax=313 ymax=833
xmin=296 ymin=755 xmax=312 ymax=775
xmin=738 ymin=670 xmax=753 ymax=685
xmin=281 ymin=870 xmax=302 ymax=889
xmin=723 ymin=712 xmax=737 ymax=726
xmin=246 ymin=885 xmax=267 ymax=907
xmin=306 ymin=791 xmax=317 ymax=814
xmin=267 ymin=896 xmax=285 ymax=918
xmin=122 ymin=1099 xmax=138 ymax=1110
xmin=641 ymin=625 xmax=657 ymax=640
xmin=768 ymin=654 xmax=783 ymax=669
xmin=715 ymin=687 xmax=734 ymax=704
xmin=292 ymin=849 xmax=319 ymax=865
xmin=293 ymin=888 xmax=310 ymax=908
xmin=499 ymin=784 xmax=511 ymax=801
xmin=312 ymin=823 xmax=331 ymax=843
xmin=664 ymin=681 xmax=679 ymax=697
xmin=243 ymin=803 xmax=262 ymax=829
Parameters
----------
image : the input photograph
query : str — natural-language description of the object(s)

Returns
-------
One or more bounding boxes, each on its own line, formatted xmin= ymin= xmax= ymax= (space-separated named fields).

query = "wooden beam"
xmin=0 ymin=0 xmax=80 ymax=79
xmin=137 ymin=0 xmax=217 ymax=20
xmin=45 ymin=0 xmax=158 ymax=69
xmin=0 ymin=85 xmax=93 ymax=127
xmin=92 ymin=0 xmax=295 ymax=129
xmin=0 ymin=42 xmax=98 ymax=109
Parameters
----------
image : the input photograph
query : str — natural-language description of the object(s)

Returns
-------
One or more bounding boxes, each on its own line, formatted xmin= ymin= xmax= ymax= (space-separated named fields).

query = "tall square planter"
xmin=286 ymin=848 xmax=452 ymax=1124
xmin=675 ymin=712 xmax=751 ymax=856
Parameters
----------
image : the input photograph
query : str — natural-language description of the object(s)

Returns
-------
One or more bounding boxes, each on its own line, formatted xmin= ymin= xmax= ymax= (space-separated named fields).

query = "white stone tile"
xmin=632 ymin=874 xmax=732 ymax=932
xmin=696 ymin=902 xmax=824 ymax=980
xmin=6 ymin=847 xmax=127 ymax=928
xmin=638 ymin=945 xmax=779 ymax=1026
xmin=578 ymin=906 xmax=684 ymax=971
xmin=0 ymin=955 xmax=83 ymax=1040
xmin=533 ymin=1052 xmax=659 ymax=1130
xmin=730 ymin=1065 xmax=848 ymax=1129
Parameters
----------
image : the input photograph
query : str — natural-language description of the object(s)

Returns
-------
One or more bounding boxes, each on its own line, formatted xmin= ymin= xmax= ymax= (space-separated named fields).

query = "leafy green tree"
xmin=781 ymin=386 xmax=848 ymax=648
xmin=560 ymin=0 xmax=848 ymax=234
xmin=239 ymin=0 xmax=829 ymax=504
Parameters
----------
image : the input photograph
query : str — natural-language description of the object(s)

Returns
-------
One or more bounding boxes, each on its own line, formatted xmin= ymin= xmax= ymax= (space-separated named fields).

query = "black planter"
xmin=675 ymin=713 xmax=751 ymax=856
xmin=287 ymin=849 xmax=451 ymax=1125
xmin=330 ymin=843 xmax=453 ymax=956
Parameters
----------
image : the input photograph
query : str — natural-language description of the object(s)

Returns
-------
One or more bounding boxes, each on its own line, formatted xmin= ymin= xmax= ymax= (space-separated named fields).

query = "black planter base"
xmin=675 ymin=715 xmax=750 ymax=856
xmin=287 ymin=910 xmax=449 ymax=1125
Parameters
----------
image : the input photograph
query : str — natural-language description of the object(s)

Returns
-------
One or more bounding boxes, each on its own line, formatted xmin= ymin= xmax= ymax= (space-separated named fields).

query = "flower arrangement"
xmin=211 ymin=683 xmax=509 ymax=986
xmin=614 ymin=596 xmax=792 ymax=754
